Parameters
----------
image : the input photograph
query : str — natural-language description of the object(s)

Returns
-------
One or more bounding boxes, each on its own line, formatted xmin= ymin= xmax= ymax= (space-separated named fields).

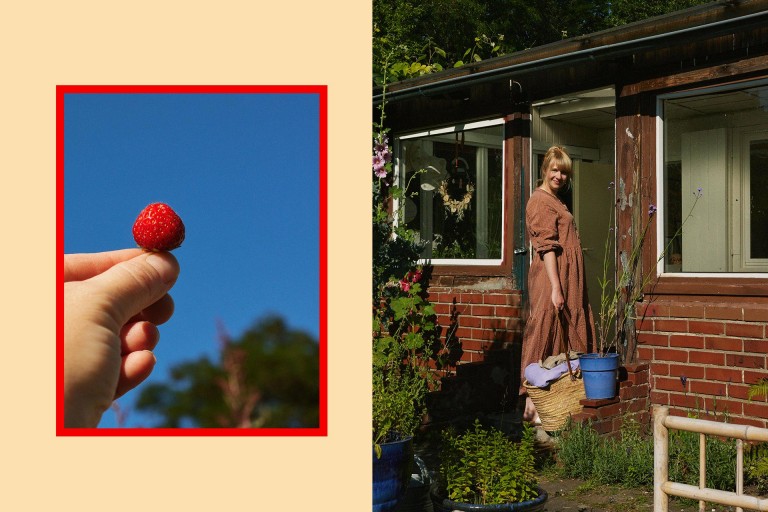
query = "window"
xmin=659 ymin=81 xmax=768 ymax=273
xmin=396 ymin=120 xmax=505 ymax=264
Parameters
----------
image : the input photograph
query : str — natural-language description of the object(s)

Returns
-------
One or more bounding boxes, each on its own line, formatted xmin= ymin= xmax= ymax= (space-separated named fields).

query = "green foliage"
xmin=557 ymin=416 xmax=738 ymax=492
xmin=373 ymin=0 xmax=713 ymax=84
xmin=439 ymin=420 xmax=538 ymax=505
xmin=372 ymin=64 xmax=446 ymax=450
xmin=748 ymin=377 xmax=768 ymax=401
xmin=606 ymin=0 xmax=712 ymax=27
xmin=746 ymin=443 xmax=768 ymax=494
xmin=134 ymin=316 xmax=319 ymax=428
xmin=557 ymin=419 xmax=654 ymax=487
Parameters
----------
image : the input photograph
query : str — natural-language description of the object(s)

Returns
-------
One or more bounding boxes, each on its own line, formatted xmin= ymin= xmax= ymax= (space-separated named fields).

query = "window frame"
xmin=655 ymin=79 xmax=768 ymax=279
xmin=395 ymin=118 xmax=507 ymax=268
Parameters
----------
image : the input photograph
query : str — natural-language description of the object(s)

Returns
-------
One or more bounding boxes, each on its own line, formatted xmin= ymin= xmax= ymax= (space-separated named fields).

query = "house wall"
xmin=636 ymin=297 xmax=768 ymax=428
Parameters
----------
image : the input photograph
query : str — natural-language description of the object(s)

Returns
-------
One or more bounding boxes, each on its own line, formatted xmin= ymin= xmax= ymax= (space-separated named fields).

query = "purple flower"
xmin=648 ymin=204 xmax=657 ymax=216
xmin=373 ymin=154 xmax=387 ymax=178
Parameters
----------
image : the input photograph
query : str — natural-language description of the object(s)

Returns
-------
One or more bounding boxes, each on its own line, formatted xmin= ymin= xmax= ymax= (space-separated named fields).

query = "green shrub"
xmin=556 ymin=416 xmax=737 ymax=492
xmin=439 ymin=419 xmax=538 ymax=505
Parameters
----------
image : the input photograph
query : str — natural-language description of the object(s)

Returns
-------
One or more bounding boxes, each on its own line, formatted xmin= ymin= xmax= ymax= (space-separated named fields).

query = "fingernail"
xmin=146 ymin=253 xmax=179 ymax=285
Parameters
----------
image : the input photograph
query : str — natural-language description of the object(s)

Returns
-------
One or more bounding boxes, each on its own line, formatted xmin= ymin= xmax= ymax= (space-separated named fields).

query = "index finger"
xmin=64 ymin=248 xmax=146 ymax=282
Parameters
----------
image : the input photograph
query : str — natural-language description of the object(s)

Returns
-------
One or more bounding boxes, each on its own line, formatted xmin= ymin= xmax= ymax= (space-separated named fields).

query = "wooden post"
xmin=654 ymin=405 xmax=669 ymax=512
xmin=699 ymin=433 xmax=705 ymax=512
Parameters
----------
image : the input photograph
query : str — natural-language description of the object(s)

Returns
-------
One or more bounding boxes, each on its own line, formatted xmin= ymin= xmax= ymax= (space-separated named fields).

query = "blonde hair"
xmin=539 ymin=145 xmax=573 ymax=182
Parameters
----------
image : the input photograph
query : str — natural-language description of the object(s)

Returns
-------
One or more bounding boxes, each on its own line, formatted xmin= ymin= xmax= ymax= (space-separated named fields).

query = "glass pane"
xmin=662 ymin=83 xmax=768 ymax=272
xmin=399 ymin=124 xmax=504 ymax=260
xmin=751 ymin=139 xmax=768 ymax=259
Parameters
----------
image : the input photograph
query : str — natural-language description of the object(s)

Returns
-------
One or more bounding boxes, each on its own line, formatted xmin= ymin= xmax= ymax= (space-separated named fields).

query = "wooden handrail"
xmin=654 ymin=405 xmax=768 ymax=512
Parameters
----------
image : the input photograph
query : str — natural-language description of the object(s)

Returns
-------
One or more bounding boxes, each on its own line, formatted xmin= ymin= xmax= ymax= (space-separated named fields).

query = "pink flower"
xmin=407 ymin=270 xmax=422 ymax=283
xmin=373 ymin=154 xmax=387 ymax=178
xmin=400 ymin=280 xmax=411 ymax=292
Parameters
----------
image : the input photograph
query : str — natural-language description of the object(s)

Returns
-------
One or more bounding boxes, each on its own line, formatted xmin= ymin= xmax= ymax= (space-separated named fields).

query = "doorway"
xmin=529 ymin=87 xmax=616 ymax=340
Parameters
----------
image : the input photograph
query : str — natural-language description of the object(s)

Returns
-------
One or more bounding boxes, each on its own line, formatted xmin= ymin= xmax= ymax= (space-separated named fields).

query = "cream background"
xmin=1 ymin=1 xmax=370 ymax=510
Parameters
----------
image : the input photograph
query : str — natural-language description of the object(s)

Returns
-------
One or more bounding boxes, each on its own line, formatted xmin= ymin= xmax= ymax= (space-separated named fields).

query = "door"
xmin=574 ymin=160 xmax=615 ymax=339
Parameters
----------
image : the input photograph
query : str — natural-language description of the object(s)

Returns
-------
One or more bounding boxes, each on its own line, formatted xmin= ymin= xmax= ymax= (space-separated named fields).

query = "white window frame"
xmin=395 ymin=118 xmax=506 ymax=266
xmin=656 ymin=79 xmax=768 ymax=277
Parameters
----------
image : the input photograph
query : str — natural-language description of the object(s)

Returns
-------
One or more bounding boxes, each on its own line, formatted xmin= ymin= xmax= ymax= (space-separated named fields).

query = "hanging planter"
xmin=372 ymin=436 xmax=414 ymax=512
xmin=579 ymin=353 xmax=620 ymax=399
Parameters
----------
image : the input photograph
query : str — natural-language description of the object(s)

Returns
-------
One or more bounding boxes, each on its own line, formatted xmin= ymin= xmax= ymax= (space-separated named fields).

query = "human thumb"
xmin=85 ymin=251 xmax=180 ymax=329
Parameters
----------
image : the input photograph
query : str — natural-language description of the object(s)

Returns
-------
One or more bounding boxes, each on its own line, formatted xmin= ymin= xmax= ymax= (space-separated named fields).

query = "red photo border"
xmin=56 ymin=85 xmax=328 ymax=436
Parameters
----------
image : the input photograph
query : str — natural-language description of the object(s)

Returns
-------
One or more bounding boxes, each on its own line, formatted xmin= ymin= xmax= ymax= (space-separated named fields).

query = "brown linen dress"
xmin=520 ymin=188 xmax=595 ymax=392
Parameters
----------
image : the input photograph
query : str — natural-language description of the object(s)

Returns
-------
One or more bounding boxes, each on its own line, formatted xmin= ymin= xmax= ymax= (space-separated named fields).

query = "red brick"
xmin=726 ymin=322 xmax=765 ymax=339
xmin=669 ymin=364 xmax=705 ymax=379
xmin=650 ymin=362 xmax=669 ymax=376
xmin=460 ymin=339 xmax=485 ymax=351
xmin=483 ymin=294 xmax=513 ymax=305
xmin=705 ymin=367 xmax=743 ymax=383
xmin=650 ymin=390 xmax=670 ymax=406
xmin=654 ymin=347 xmax=689 ymax=362
xmin=638 ymin=332 xmax=669 ymax=347
xmin=689 ymin=380 xmax=727 ymax=396
xmin=729 ymin=384 xmax=753 ymax=401
xmin=726 ymin=353 xmax=766 ymax=369
xmin=460 ymin=316 xmax=482 ymax=328
xmin=459 ymin=293 xmax=484 ymax=304
xmin=744 ymin=339 xmax=768 ymax=353
xmin=637 ymin=346 xmax=654 ymax=361
xmin=638 ymin=302 xmax=669 ymax=318
xmin=494 ymin=305 xmax=521 ymax=318
xmin=715 ymin=399 xmax=742 ymax=416
xmin=689 ymin=350 xmax=725 ymax=366
xmin=655 ymin=319 xmax=689 ymax=333
xmin=668 ymin=392 xmax=700 ymax=409
xmin=706 ymin=305 xmax=743 ymax=321
xmin=689 ymin=320 xmax=725 ymax=335
xmin=470 ymin=305 xmax=495 ymax=316
xmin=744 ymin=308 xmax=768 ymax=322
xmin=626 ymin=398 xmax=651 ymax=414
xmin=656 ymin=376 xmax=688 ymax=392
xmin=670 ymin=334 xmax=705 ymax=349
xmin=668 ymin=304 xmax=706 ymax=318
xmin=620 ymin=383 xmax=650 ymax=400
xmin=744 ymin=370 xmax=768 ymax=385
xmin=454 ymin=327 xmax=474 ymax=339
xmin=436 ymin=292 xmax=458 ymax=304
xmin=705 ymin=336 xmax=743 ymax=352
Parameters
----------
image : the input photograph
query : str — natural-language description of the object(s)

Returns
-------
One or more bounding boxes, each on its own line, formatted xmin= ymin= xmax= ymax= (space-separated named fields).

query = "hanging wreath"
xmin=438 ymin=179 xmax=474 ymax=221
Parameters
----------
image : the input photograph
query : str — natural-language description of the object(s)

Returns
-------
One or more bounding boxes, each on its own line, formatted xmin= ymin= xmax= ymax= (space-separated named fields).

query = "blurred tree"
xmin=135 ymin=316 xmax=319 ymax=428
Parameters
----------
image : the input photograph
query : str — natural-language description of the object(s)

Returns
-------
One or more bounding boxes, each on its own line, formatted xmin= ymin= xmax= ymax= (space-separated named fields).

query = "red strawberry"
xmin=132 ymin=203 xmax=185 ymax=251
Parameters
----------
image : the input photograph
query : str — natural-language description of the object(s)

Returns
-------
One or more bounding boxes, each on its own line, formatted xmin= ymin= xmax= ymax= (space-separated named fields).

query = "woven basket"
xmin=523 ymin=308 xmax=585 ymax=432
xmin=523 ymin=369 xmax=585 ymax=432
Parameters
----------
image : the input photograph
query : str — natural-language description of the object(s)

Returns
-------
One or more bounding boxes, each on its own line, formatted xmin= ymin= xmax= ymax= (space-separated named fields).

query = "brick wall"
xmin=427 ymin=275 xmax=524 ymax=367
xmin=636 ymin=298 xmax=768 ymax=428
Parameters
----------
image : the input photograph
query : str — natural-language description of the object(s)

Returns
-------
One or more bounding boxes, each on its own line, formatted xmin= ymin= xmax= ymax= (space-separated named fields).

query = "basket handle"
xmin=556 ymin=308 xmax=578 ymax=381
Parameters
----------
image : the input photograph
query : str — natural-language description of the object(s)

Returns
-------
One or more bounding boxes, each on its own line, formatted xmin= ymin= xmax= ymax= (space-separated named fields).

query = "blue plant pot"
xmin=430 ymin=487 xmax=548 ymax=511
xmin=373 ymin=436 xmax=414 ymax=512
xmin=579 ymin=353 xmax=620 ymax=400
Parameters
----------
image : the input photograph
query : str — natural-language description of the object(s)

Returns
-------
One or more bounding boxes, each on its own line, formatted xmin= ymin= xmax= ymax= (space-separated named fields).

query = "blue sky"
xmin=63 ymin=90 xmax=322 ymax=428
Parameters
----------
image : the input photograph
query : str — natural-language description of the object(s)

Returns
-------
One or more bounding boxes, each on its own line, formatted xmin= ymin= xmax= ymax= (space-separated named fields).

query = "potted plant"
xmin=583 ymin=135 xmax=703 ymax=399
xmin=372 ymin=68 xmax=442 ymax=512
xmin=431 ymin=419 xmax=548 ymax=511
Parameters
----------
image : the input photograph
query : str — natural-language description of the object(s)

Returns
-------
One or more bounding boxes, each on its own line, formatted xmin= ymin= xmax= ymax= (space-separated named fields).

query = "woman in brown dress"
xmin=521 ymin=146 xmax=595 ymax=423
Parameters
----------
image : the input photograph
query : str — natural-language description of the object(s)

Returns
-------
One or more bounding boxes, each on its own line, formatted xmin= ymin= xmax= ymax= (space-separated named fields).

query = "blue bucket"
xmin=579 ymin=353 xmax=620 ymax=399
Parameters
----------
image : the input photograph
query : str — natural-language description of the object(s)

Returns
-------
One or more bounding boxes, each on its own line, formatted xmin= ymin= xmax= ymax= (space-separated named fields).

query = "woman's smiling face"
xmin=542 ymin=160 xmax=570 ymax=194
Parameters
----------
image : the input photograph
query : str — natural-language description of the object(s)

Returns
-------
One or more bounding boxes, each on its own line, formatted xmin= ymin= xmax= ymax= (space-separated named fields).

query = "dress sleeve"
xmin=527 ymin=196 xmax=561 ymax=255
